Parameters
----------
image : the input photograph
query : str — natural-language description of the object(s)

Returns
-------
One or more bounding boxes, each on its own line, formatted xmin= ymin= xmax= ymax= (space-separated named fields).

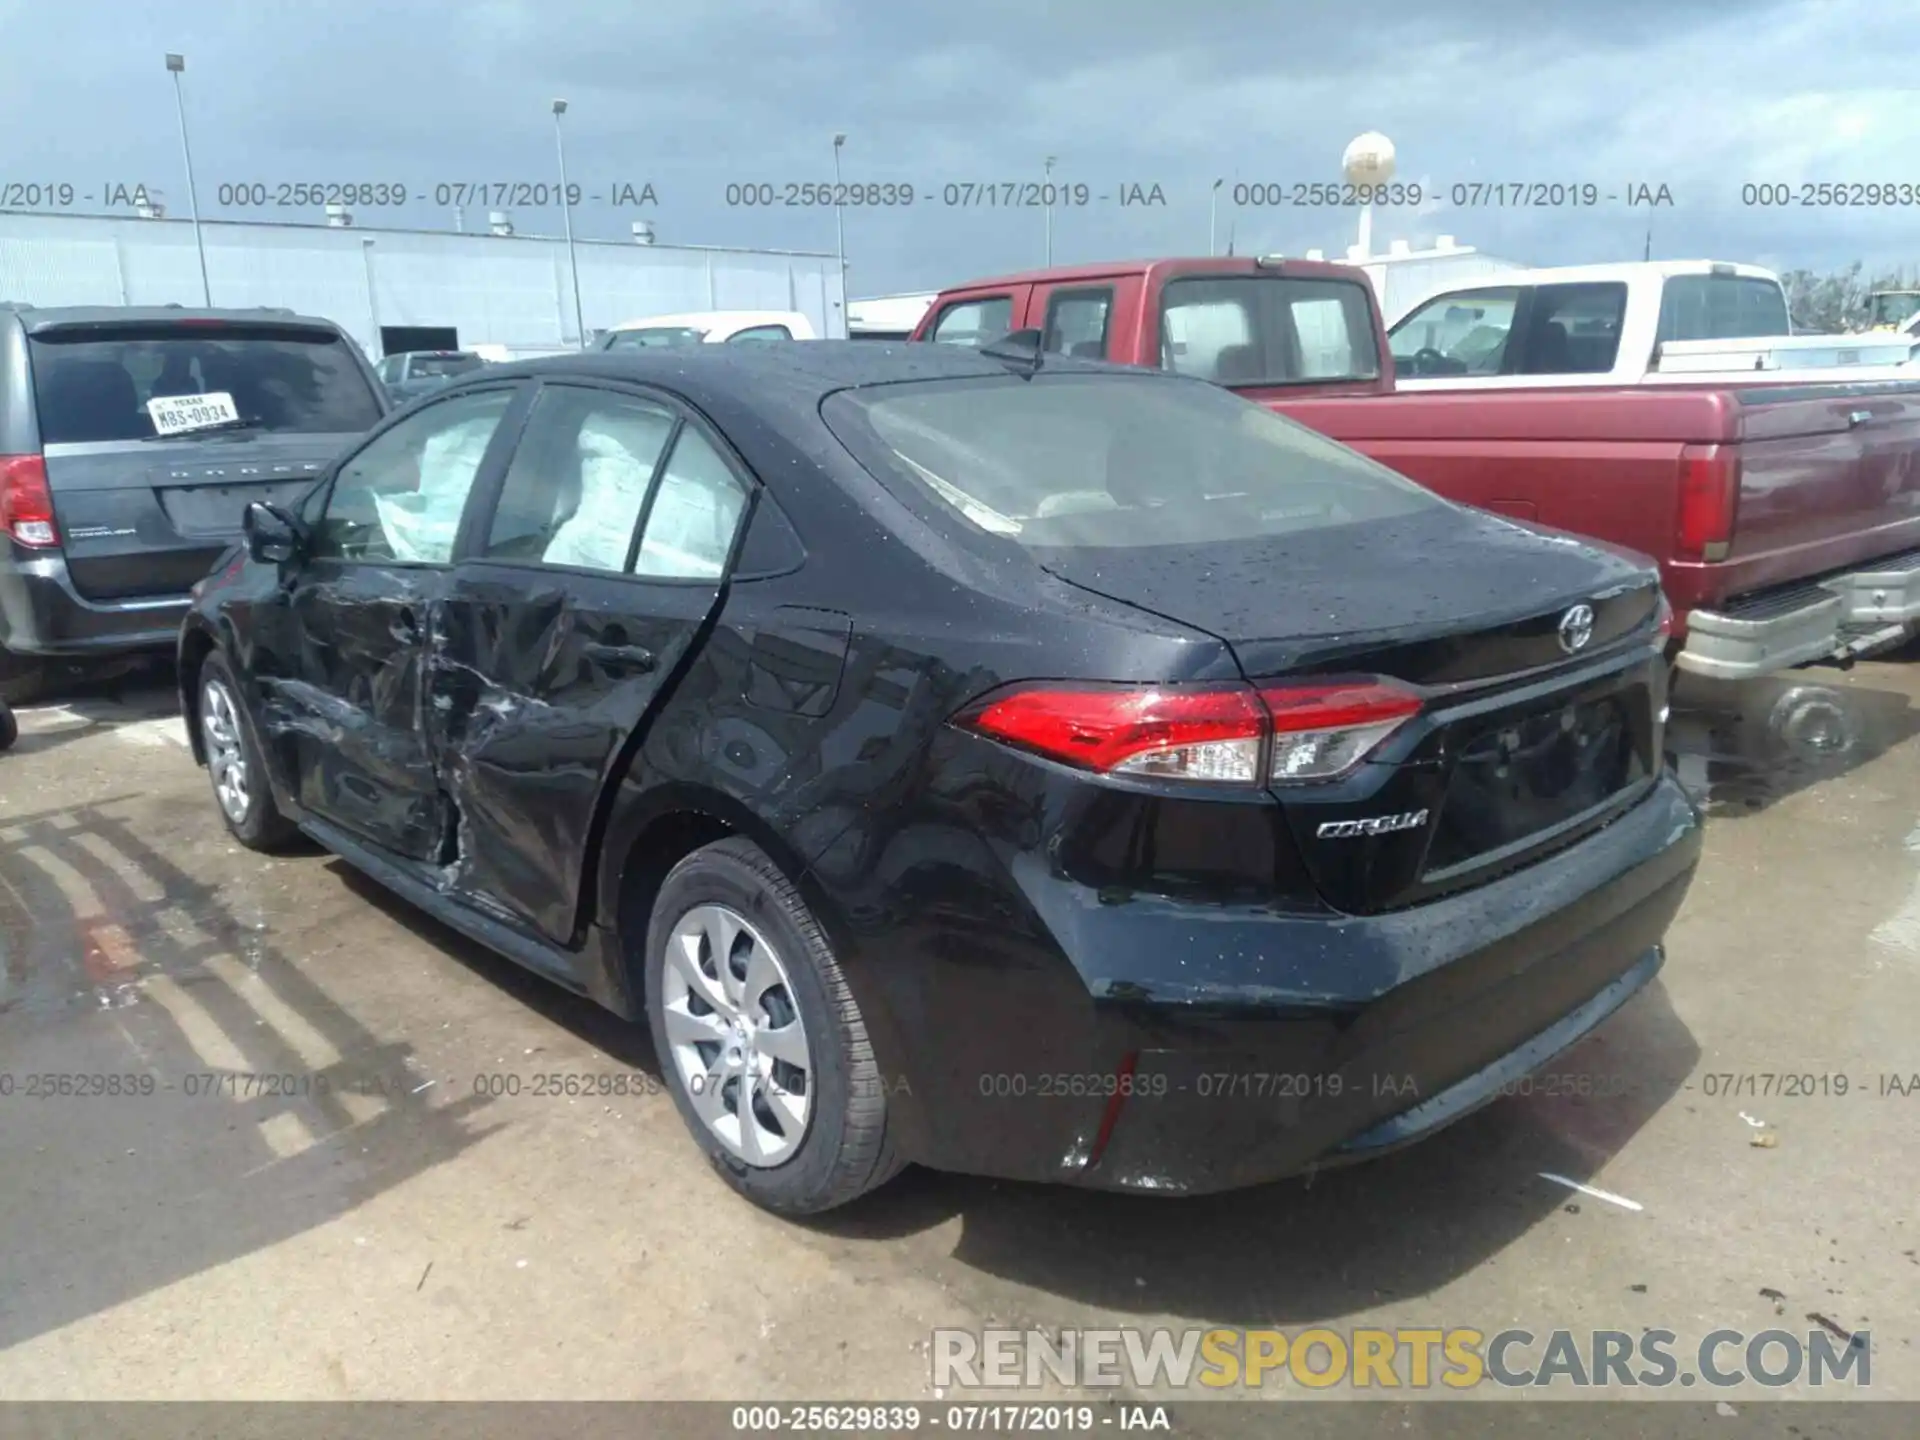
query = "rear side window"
xmin=605 ymin=327 xmax=708 ymax=350
xmin=484 ymin=387 xmax=677 ymax=571
xmin=1041 ymin=289 xmax=1113 ymax=358
xmin=28 ymin=326 xmax=385 ymax=443
xmin=823 ymin=372 xmax=1437 ymax=551
xmin=727 ymin=325 xmax=794 ymax=345
xmin=1658 ymin=276 xmax=1792 ymax=342
xmin=632 ymin=429 xmax=749 ymax=580
xmin=929 ymin=297 xmax=1013 ymax=347
xmin=1517 ymin=283 xmax=1627 ymax=375
xmin=1158 ymin=277 xmax=1379 ymax=386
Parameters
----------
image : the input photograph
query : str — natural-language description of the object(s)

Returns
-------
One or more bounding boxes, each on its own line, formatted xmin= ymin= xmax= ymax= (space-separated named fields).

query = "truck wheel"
xmin=196 ymin=652 xmax=300 ymax=852
xmin=644 ymin=836 xmax=903 ymax=1215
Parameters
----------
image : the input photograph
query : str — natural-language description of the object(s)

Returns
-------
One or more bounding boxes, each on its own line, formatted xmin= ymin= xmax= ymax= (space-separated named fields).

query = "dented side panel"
xmin=429 ymin=564 xmax=726 ymax=943
xmin=262 ymin=561 xmax=451 ymax=862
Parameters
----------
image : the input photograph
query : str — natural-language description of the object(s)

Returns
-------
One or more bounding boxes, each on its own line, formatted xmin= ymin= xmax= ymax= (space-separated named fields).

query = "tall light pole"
xmin=361 ymin=237 xmax=380 ymax=355
xmin=831 ymin=133 xmax=847 ymax=338
xmin=164 ymin=53 xmax=212 ymax=306
xmin=1209 ymin=178 xmax=1224 ymax=257
xmin=552 ymin=99 xmax=587 ymax=349
xmin=1043 ymin=155 xmax=1056 ymax=265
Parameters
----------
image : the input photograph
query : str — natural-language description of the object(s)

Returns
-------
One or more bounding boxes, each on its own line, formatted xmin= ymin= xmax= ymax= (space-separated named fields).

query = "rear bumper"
xmin=841 ymin=772 xmax=1702 ymax=1194
xmin=1677 ymin=544 xmax=1920 ymax=680
xmin=0 ymin=550 xmax=187 ymax=656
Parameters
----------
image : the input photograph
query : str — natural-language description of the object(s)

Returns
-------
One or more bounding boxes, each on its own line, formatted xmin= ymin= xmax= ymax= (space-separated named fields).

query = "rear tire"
xmin=644 ymin=837 xmax=903 ymax=1215
xmin=196 ymin=651 xmax=300 ymax=852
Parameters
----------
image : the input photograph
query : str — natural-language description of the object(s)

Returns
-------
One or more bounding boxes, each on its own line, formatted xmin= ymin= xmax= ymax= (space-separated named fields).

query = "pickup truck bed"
xmin=1277 ymin=378 xmax=1920 ymax=679
xmin=913 ymin=256 xmax=1920 ymax=682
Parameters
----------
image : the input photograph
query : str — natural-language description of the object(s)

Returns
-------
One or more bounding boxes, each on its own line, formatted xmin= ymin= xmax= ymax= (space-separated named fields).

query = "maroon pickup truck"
xmin=912 ymin=257 xmax=1920 ymax=682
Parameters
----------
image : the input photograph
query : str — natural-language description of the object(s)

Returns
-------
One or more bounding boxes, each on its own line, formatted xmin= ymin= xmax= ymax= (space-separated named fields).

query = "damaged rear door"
xmin=431 ymin=381 xmax=751 ymax=941
xmin=273 ymin=384 xmax=524 ymax=860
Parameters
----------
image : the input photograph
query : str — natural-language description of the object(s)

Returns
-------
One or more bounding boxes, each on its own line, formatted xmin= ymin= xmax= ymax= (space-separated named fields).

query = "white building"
xmin=0 ymin=210 xmax=847 ymax=357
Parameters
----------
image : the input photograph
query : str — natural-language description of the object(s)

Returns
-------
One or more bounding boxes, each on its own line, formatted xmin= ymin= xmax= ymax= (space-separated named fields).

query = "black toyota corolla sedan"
xmin=178 ymin=340 xmax=1701 ymax=1214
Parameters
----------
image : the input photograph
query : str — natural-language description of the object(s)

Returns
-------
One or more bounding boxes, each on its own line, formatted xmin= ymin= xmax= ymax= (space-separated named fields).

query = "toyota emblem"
xmin=1558 ymin=603 xmax=1596 ymax=653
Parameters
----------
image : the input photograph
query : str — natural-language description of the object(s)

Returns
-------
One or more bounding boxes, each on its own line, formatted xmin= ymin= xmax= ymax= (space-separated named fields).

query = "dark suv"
xmin=0 ymin=304 xmax=387 ymax=693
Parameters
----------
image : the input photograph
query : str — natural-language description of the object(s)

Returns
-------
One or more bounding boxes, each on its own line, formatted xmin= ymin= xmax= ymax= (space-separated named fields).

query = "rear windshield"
xmin=1157 ymin=276 xmax=1381 ymax=386
xmin=822 ymin=371 xmax=1439 ymax=550
xmin=28 ymin=326 xmax=384 ymax=444
xmin=605 ymin=327 xmax=708 ymax=350
xmin=408 ymin=353 xmax=484 ymax=378
xmin=1658 ymin=276 xmax=1791 ymax=342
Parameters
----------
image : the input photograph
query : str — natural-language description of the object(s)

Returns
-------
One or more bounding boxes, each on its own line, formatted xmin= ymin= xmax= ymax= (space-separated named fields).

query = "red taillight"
xmin=1676 ymin=444 xmax=1739 ymax=562
xmin=1655 ymin=592 xmax=1675 ymax=639
xmin=955 ymin=678 xmax=1422 ymax=785
xmin=0 ymin=454 xmax=58 ymax=548
xmin=1259 ymin=681 xmax=1423 ymax=783
xmin=960 ymin=684 xmax=1267 ymax=782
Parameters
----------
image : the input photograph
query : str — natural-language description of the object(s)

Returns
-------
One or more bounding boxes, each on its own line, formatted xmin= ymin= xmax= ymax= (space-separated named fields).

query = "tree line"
xmin=1777 ymin=262 xmax=1920 ymax=332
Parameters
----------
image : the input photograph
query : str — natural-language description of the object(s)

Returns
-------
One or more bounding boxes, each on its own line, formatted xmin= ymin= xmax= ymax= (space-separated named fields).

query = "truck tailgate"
xmin=1720 ymin=381 xmax=1920 ymax=594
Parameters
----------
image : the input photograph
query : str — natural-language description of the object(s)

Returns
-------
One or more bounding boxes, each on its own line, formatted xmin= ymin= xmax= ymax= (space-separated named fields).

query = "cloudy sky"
xmin=5 ymin=0 xmax=1918 ymax=296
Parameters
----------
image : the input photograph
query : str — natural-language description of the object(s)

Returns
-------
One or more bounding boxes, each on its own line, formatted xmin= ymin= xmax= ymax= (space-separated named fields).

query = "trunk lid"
xmin=1036 ymin=507 xmax=1666 ymax=913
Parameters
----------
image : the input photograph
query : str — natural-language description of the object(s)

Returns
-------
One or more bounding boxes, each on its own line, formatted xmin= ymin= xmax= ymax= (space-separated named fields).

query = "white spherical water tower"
xmin=1342 ymin=131 xmax=1396 ymax=261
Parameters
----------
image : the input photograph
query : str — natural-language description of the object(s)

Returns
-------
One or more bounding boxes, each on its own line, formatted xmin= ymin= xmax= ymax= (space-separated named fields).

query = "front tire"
xmin=196 ymin=652 xmax=300 ymax=852
xmin=644 ymin=837 xmax=902 ymax=1214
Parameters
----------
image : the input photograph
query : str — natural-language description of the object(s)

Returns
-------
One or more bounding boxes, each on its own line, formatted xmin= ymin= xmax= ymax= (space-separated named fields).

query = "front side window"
xmin=1390 ymin=288 xmax=1520 ymax=376
xmin=311 ymin=389 xmax=514 ymax=564
xmin=823 ymin=372 xmax=1438 ymax=552
xmin=483 ymin=387 xmax=676 ymax=572
xmin=1159 ymin=277 xmax=1379 ymax=385
xmin=929 ymin=297 xmax=1013 ymax=347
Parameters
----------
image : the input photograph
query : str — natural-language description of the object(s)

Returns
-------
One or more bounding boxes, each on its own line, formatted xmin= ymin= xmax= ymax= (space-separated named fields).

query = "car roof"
xmin=480 ymin=339 xmax=1126 ymax=395
xmin=463 ymin=341 xmax=1161 ymax=435
xmin=7 ymin=304 xmax=345 ymax=334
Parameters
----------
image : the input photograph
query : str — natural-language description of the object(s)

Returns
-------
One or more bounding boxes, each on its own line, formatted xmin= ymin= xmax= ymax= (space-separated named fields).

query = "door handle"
xmin=584 ymin=642 xmax=657 ymax=672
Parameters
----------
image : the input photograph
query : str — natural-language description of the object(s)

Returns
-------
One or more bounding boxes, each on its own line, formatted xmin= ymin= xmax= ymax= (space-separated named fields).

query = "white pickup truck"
xmin=598 ymin=310 xmax=817 ymax=350
xmin=1387 ymin=259 xmax=1920 ymax=390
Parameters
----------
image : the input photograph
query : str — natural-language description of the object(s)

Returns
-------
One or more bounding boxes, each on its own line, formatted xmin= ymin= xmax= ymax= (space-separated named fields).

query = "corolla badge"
xmin=1557 ymin=602 xmax=1596 ymax=654
xmin=1316 ymin=809 xmax=1429 ymax=839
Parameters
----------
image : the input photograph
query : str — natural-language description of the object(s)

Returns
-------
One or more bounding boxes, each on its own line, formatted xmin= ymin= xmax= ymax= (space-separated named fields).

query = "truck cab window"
xmin=1389 ymin=289 xmax=1520 ymax=376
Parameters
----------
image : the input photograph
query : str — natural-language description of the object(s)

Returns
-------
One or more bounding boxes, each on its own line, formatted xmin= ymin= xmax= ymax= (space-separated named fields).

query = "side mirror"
xmin=244 ymin=501 xmax=303 ymax=565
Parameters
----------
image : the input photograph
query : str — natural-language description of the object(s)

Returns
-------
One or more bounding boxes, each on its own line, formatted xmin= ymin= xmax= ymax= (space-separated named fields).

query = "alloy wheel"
xmin=660 ymin=903 xmax=814 ymax=1166
xmin=200 ymin=677 xmax=252 ymax=824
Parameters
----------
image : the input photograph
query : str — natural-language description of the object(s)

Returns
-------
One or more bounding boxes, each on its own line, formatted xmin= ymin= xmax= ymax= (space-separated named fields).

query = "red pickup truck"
xmin=911 ymin=257 xmax=1920 ymax=683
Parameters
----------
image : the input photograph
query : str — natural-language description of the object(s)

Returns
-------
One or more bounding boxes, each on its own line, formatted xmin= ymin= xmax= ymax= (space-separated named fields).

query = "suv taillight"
xmin=1676 ymin=443 xmax=1739 ymax=562
xmin=954 ymin=679 xmax=1423 ymax=785
xmin=0 ymin=454 xmax=58 ymax=548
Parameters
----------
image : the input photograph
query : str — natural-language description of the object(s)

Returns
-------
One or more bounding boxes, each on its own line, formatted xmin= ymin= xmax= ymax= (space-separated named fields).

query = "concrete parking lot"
xmin=2 ymin=656 xmax=1917 ymax=1422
